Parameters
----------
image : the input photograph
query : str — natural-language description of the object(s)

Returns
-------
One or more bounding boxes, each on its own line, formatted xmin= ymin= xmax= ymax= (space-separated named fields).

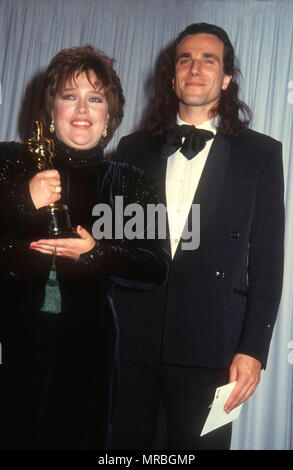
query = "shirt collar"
xmin=176 ymin=114 xmax=218 ymax=135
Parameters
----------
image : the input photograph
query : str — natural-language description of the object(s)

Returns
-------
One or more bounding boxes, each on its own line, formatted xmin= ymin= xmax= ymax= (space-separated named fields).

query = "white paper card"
xmin=200 ymin=382 xmax=243 ymax=437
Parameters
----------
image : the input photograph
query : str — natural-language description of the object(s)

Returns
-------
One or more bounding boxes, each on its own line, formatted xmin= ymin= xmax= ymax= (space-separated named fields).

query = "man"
xmin=111 ymin=23 xmax=284 ymax=450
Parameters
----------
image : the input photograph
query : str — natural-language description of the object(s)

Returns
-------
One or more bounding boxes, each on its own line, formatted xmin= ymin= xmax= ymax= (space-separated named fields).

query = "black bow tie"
xmin=161 ymin=124 xmax=214 ymax=160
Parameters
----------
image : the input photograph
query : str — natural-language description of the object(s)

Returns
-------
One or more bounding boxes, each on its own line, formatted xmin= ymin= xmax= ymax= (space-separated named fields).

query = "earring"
xmin=49 ymin=120 xmax=55 ymax=133
xmin=102 ymin=126 xmax=108 ymax=138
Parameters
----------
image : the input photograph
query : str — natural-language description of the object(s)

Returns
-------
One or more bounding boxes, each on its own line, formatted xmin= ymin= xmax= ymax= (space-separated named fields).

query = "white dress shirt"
xmin=165 ymin=115 xmax=217 ymax=258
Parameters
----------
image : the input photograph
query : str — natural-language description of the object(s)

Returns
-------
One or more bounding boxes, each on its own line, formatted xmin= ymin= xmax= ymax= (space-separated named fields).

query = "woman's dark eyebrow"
xmin=62 ymin=88 xmax=104 ymax=94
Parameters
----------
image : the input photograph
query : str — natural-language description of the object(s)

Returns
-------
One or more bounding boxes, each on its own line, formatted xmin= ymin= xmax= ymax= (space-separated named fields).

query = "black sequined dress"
xmin=0 ymin=138 xmax=168 ymax=449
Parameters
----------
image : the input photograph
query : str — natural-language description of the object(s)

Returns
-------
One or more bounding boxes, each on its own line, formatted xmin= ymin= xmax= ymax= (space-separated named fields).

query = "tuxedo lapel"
xmin=158 ymin=132 xmax=231 ymax=258
xmin=193 ymin=134 xmax=231 ymax=236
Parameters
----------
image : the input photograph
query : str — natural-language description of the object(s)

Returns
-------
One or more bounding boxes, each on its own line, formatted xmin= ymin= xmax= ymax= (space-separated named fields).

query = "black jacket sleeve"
xmin=235 ymin=140 xmax=285 ymax=367
xmin=78 ymin=161 xmax=169 ymax=289
xmin=0 ymin=142 xmax=36 ymax=229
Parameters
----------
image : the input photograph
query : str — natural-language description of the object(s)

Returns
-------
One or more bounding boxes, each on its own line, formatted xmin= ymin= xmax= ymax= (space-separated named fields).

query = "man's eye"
xmin=179 ymin=58 xmax=191 ymax=65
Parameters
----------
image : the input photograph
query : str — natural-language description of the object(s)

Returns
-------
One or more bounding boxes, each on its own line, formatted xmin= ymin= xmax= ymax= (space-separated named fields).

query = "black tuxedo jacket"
xmin=114 ymin=128 xmax=284 ymax=368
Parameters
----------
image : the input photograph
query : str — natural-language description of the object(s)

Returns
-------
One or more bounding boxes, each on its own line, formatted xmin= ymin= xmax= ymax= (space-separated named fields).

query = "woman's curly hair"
xmin=143 ymin=23 xmax=251 ymax=136
xmin=40 ymin=45 xmax=124 ymax=148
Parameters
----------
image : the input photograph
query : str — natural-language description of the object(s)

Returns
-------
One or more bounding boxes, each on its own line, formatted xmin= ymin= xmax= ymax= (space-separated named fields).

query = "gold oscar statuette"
xmin=27 ymin=120 xmax=75 ymax=237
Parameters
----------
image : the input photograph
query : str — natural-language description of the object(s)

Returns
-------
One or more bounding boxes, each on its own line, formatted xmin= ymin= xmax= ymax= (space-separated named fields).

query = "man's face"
xmin=173 ymin=33 xmax=232 ymax=117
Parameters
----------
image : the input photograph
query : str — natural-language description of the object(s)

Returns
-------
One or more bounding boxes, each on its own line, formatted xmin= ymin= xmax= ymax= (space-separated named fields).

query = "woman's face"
xmin=51 ymin=71 xmax=109 ymax=149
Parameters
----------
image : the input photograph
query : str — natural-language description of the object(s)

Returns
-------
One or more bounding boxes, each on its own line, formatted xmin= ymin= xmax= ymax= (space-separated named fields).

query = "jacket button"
xmin=215 ymin=271 xmax=225 ymax=278
xmin=230 ymin=231 xmax=240 ymax=238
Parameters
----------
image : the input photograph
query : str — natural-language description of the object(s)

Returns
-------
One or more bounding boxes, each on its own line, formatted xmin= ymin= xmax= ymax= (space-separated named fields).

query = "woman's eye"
xmin=62 ymin=94 xmax=75 ymax=100
xmin=89 ymin=96 xmax=103 ymax=103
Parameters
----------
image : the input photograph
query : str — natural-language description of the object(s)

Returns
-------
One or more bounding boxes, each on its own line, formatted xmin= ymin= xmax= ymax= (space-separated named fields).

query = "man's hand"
xmin=224 ymin=353 xmax=261 ymax=413
xmin=29 ymin=225 xmax=96 ymax=260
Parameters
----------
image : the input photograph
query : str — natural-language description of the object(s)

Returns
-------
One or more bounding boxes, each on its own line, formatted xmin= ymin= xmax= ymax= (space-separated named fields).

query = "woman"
xmin=0 ymin=45 xmax=168 ymax=449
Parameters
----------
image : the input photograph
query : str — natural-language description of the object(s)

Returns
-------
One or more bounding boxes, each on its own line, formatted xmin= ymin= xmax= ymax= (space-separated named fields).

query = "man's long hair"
xmin=143 ymin=23 xmax=251 ymax=136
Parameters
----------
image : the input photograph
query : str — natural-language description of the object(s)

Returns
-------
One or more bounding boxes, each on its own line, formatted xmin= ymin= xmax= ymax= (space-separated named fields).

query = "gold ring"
xmin=55 ymin=185 xmax=61 ymax=194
